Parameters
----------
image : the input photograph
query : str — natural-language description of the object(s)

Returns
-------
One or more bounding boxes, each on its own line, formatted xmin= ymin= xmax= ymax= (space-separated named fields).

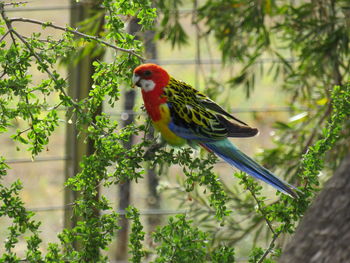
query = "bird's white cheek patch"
xmin=140 ymin=79 xmax=155 ymax=92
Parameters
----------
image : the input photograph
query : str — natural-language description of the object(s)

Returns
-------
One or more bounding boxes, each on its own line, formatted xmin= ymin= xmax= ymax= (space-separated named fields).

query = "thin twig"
xmin=245 ymin=179 xmax=276 ymax=235
xmin=9 ymin=17 xmax=145 ymax=61
xmin=17 ymin=127 xmax=31 ymax=135
xmin=0 ymin=3 xmax=18 ymax=46
xmin=243 ymin=176 xmax=283 ymax=262
xmin=302 ymin=103 xmax=332 ymax=155
xmin=22 ymin=34 xmax=64 ymax=44
xmin=1 ymin=4 xmax=42 ymax=150
xmin=46 ymin=101 xmax=64 ymax=111
xmin=0 ymin=30 xmax=10 ymax=42
xmin=258 ymin=232 xmax=281 ymax=263
xmin=5 ymin=25 xmax=108 ymax=134
xmin=4 ymin=1 xmax=28 ymax=7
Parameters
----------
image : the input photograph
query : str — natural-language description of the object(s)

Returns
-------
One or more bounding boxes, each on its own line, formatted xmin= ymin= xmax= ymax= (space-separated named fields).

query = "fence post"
xmin=144 ymin=29 xmax=161 ymax=236
xmin=115 ymin=16 xmax=141 ymax=261
xmin=64 ymin=0 xmax=104 ymax=244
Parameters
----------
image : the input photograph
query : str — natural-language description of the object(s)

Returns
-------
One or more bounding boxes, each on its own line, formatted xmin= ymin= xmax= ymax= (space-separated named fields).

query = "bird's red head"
xmin=132 ymin=63 xmax=170 ymax=92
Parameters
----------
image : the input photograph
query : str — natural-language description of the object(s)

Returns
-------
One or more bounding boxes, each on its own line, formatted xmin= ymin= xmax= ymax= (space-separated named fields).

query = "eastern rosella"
xmin=132 ymin=63 xmax=297 ymax=198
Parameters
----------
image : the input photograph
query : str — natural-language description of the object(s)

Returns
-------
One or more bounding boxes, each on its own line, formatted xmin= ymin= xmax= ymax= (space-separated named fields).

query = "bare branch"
xmin=0 ymin=30 xmax=10 ymax=42
xmin=0 ymin=2 xmax=19 ymax=46
xmin=9 ymin=17 xmax=145 ymax=61
xmin=17 ymin=127 xmax=31 ymax=136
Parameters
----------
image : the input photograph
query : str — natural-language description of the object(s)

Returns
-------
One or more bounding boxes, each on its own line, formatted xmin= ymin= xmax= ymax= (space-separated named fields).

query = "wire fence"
xmin=28 ymin=204 xmax=187 ymax=215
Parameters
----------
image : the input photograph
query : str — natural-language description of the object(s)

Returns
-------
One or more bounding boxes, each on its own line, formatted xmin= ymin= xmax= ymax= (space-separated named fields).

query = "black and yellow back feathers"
xmin=163 ymin=77 xmax=258 ymax=140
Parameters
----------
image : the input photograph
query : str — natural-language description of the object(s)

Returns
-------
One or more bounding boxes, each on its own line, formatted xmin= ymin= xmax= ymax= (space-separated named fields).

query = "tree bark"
xmin=279 ymin=154 xmax=350 ymax=263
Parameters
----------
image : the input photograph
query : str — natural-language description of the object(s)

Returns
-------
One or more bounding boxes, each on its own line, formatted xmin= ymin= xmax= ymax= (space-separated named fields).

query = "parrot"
xmin=132 ymin=63 xmax=297 ymax=198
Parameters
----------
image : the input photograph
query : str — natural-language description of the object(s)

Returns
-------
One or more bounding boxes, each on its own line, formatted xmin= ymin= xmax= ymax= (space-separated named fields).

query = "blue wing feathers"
xmin=168 ymin=121 xmax=214 ymax=141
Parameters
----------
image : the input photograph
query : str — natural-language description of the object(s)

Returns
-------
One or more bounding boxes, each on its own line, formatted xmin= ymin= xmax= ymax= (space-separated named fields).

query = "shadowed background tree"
xmin=280 ymin=153 xmax=350 ymax=263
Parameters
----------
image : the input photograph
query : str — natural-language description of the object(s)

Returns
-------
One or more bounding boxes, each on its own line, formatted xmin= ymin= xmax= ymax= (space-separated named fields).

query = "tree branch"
xmin=4 ymin=1 xmax=28 ymax=7
xmin=0 ymin=5 xmax=110 ymax=136
xmin=243 ymin=176 xmax=282 ymax=262
xmin=301 ymin=103 xmax=332 ymax=155
xmin=0 ymin=2 xmax=19 ymax=46
xmin=9 ymin=17 xmax=145 ymax=61
xmin=244 ymin=177 xmax=276 ymax=235
xmin=258 ymin=232 xmax=281 ymax=263
xmin=0 ymin=30 xmax=10 ymax=42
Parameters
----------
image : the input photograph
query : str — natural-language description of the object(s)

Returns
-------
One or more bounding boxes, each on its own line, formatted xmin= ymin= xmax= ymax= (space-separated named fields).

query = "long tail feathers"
xmin=201 ymin=139 xmax=297 ymax=198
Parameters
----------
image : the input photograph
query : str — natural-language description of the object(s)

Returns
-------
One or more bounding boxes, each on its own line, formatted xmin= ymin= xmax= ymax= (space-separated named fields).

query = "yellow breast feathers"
xmin=152 ymin=104 xmax=186 ymax=146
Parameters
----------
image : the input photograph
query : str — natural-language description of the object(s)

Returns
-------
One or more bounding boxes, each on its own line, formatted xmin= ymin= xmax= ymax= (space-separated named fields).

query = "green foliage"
xmin=126 ymin=206 xmax=146 ymax=263
xmin=199 ymin=0 xmax=270 ymax=63
xmin=152 ymin=214 xmax=236 ymax=262
xmin=211 ymin=246 xmax=235 ymax=263
xmin=153 ymin=215 xmax=208 ymax=262
xmin=297 ymin=83 xmax=350 ymax=199
xmin=261 ymin=0 xmax=350 ymax=182
xmin=249 ymin=247 xmax=265 ymax=263
xmin=156 ymin=0 xmax=189 ymax=47
xmin=150 ymin=147 xmax=230 ymax=220
xmin=0 ymin=158 xmax=42 ymax=262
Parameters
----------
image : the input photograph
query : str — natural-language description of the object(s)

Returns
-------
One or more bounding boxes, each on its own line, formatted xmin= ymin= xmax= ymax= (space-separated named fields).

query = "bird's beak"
xmin=132 ymin=73 xmax=140 ymax=88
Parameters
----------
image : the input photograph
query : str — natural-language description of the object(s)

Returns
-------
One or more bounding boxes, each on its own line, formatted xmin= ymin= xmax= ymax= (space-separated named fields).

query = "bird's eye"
xmin=144 ymin=70 xmax=152 ymax=76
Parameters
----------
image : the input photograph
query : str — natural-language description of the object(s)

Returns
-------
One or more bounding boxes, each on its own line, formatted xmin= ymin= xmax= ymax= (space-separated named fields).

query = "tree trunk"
xmin=279 ymin=154 xmax=350 ymax=263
